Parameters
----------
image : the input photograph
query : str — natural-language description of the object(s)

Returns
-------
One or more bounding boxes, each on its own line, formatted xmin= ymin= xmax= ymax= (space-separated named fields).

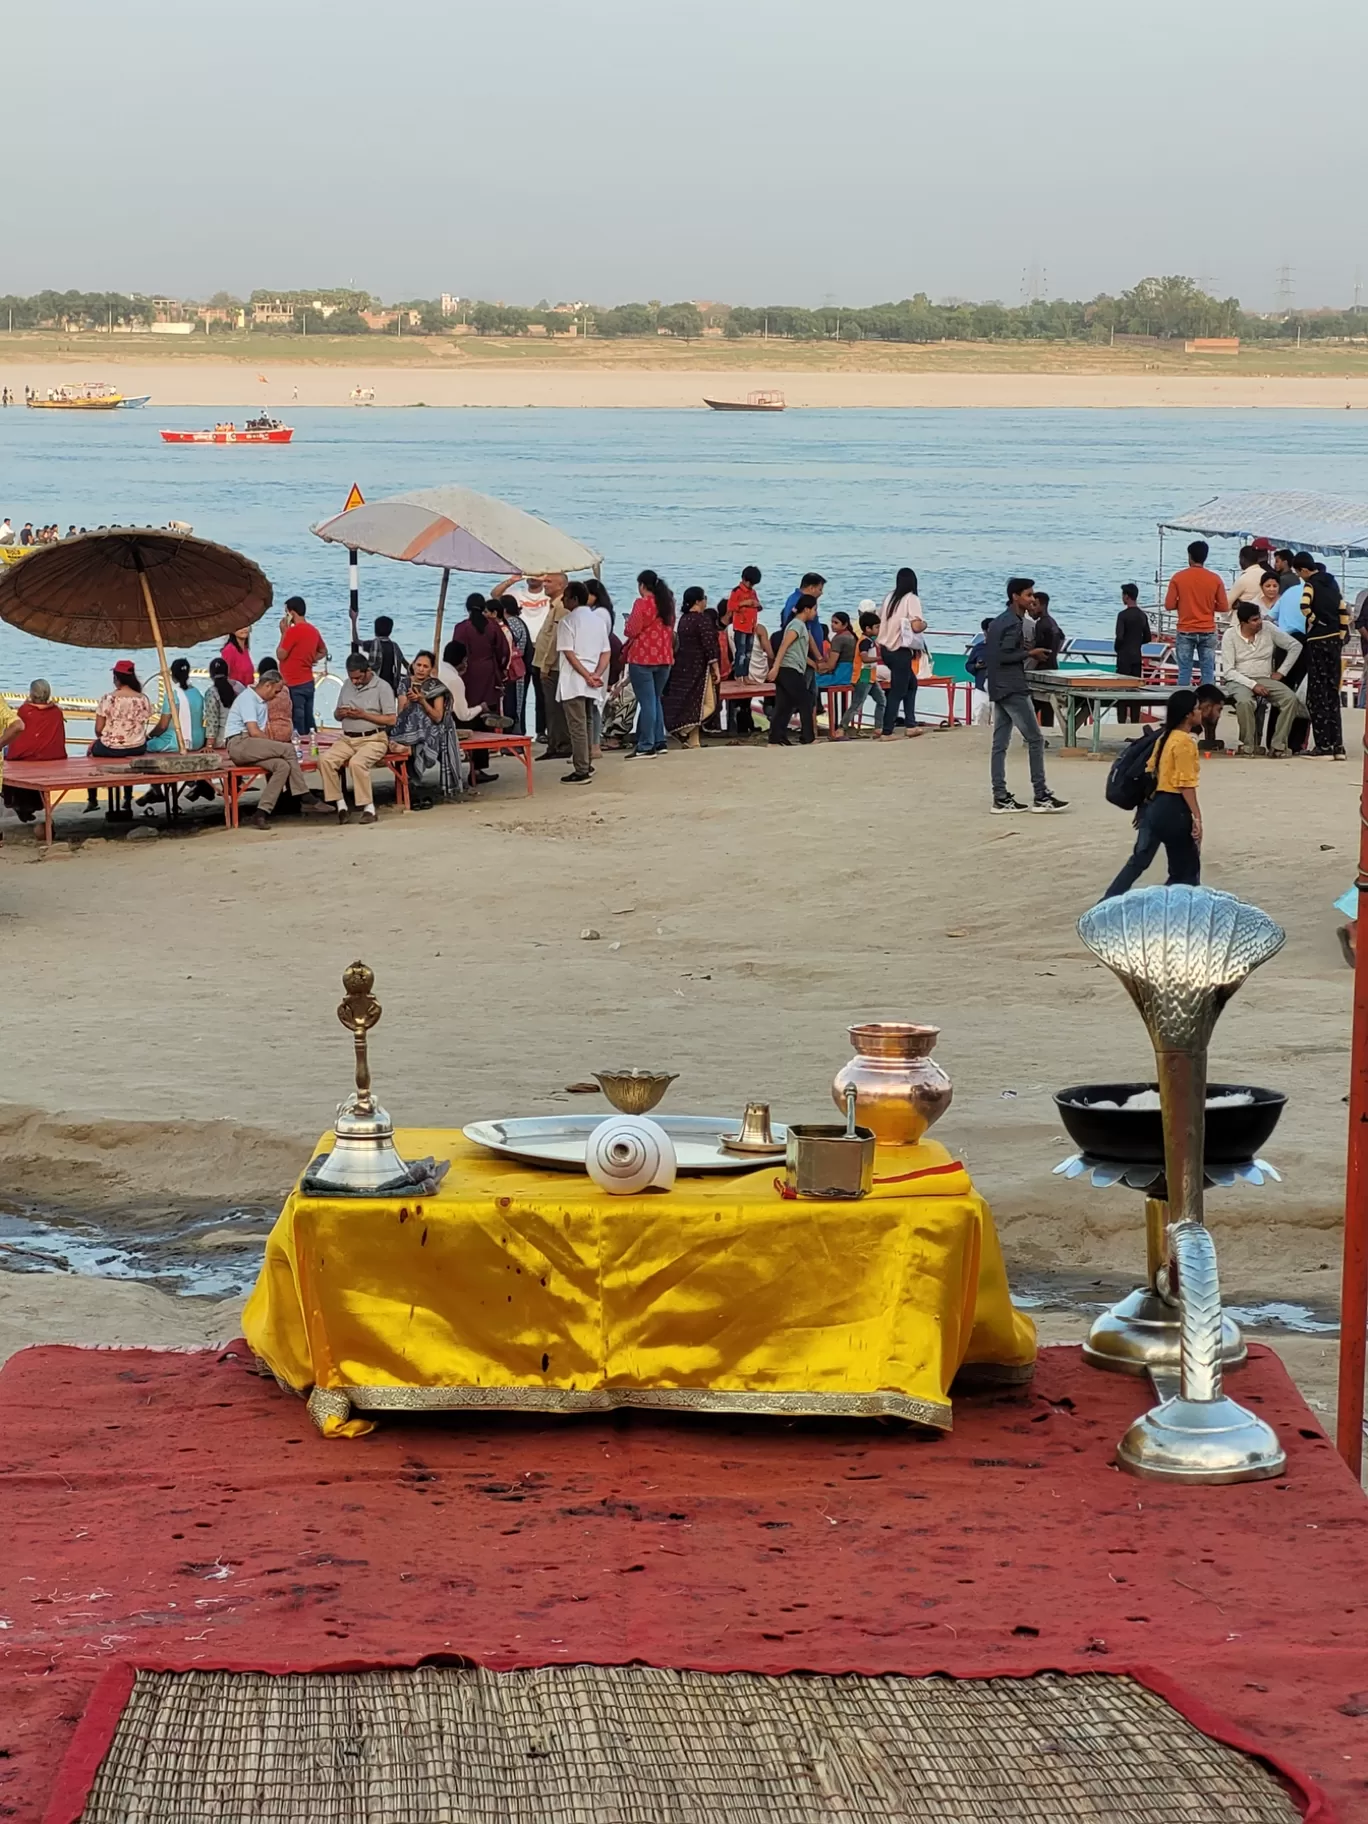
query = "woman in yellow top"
xmin=1103 ymin=689 xmax=1203 ymax=898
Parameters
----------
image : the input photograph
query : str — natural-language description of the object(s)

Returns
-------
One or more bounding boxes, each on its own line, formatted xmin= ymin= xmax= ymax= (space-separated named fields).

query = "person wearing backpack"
xmin=1102 ymin=689 xmax=1205 ymax=898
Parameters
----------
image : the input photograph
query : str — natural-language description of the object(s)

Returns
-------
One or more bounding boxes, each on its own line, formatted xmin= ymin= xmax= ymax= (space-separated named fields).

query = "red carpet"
xmin=0 ymin=1341 xmax=1364 ymax=1822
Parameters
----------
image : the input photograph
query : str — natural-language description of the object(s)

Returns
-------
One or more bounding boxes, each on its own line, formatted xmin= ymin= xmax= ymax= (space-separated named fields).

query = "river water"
xmin=4 ymin=404 xmax=1368 ymax=697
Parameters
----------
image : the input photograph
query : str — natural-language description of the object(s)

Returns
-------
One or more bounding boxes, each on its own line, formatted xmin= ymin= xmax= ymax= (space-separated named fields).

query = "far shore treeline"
xmin=2 ymin=276 xmax=1366 ymax=346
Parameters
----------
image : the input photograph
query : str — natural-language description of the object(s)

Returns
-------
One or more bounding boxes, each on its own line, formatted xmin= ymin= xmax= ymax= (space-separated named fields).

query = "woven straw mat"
xmin=78 ymin=1664 xmax=1301 ymax=1823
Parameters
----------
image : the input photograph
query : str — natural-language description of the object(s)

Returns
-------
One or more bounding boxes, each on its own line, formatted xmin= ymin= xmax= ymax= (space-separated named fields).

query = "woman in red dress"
xmin=3 ymin=679 xmax=67 ymax=823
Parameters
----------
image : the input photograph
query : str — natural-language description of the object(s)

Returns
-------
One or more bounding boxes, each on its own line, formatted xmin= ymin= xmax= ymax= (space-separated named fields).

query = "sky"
xmin=4 ymin=0 xmax=1364 ymax=312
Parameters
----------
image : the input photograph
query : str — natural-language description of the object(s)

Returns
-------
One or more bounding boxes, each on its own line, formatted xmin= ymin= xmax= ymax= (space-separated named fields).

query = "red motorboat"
xmin=160 ymin=416 xmax=293 ymax=445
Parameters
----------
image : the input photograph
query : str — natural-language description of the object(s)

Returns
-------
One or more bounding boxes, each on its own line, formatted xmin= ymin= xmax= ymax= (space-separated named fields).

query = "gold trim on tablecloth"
xmin=335 ymin=1382 xmax=952 ymax=1428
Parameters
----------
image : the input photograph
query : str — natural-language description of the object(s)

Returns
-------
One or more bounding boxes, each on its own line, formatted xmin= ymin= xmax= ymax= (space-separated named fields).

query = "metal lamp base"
xmin=1084 ymin=1288 xmax=1245 ymax=1377
xmin=309 ymin=1095 xmax=411 ymax=1192
xmin=1117 ymin=1394 xmax=1286 ymax=1484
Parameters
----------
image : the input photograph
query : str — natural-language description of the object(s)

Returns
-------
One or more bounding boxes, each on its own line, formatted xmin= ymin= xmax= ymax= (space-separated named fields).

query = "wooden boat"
xmin=703 ymin=389 xmax=786 ymax=412
xmin=160 ymin=417 xmax=293 ymax=445
xmin=28 ymin=384 xmax=122 ymax=410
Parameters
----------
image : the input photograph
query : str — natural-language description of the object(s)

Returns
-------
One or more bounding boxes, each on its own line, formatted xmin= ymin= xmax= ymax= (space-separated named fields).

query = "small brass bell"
xmin=720 ymin=1101 xmax=779 ymax=1154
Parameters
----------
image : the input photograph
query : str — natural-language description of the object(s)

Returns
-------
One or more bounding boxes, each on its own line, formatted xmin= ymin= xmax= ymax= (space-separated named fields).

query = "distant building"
xmin=1185 ymin=336 xmax=1240 ymax=353
xmin=197 ymin=306 xmax=247 ymax=330
xmin=360 ymin=309 xmax=422 ymax=332
xmin=253 ymin=299 xmax=296 ymax=326
xmin=440 ymin=293 xmax=461 ymax=317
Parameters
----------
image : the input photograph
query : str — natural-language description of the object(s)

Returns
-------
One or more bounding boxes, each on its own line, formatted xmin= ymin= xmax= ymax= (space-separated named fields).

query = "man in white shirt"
xmin=1219 ymin=601 xmax=1300 ymax=756
xmin=224 ymin=675 xmax=324 ymax=829
xmin=1227 ymin=545 xmax=1269 ymax=620
xmin=555 ymin=578 xmax=610 ymax=784
xmin=493 ymin=571 xmax=553 ymax=740
xmin=0 ymin=519 xmax=14 ymax=545
xmin=317 ymin=651 xmax=397 ymax=823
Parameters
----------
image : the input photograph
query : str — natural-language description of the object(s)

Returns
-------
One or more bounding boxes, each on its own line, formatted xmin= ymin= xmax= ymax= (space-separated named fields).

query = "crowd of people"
xmin=1091 ymin=537 xmax=1359 ymax=910
xmin=478 ymin=563 xmax=957 ymax=774
xmin=0 ymin=544 xmax=1361 ymax=859
xmin=1161 ymin=537 xmax=1354 ymax=760
xmin=0 ymin=518 xmax=82 ymax=547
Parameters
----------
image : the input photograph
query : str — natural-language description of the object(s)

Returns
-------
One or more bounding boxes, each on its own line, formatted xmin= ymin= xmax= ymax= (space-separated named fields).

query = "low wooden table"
xmin=719 ymin=674 xmax=973 ymax=737
xmin=1026 ymin=672 xmax=1177 ymax=753
xmin=457 ymin=732 xmax=534 ymax=794
xmin=4 ymin=756 xmax=238 ymax=845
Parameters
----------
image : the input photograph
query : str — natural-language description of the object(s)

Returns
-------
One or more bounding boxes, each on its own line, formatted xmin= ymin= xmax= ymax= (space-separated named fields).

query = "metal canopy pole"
xmin=432 ymin=568 xmax=450 ymax=656
xmin=1337 ymin=710 xmax=1368 ymax=1473
xmin=349 ymin=550 xmax=360 ymax=652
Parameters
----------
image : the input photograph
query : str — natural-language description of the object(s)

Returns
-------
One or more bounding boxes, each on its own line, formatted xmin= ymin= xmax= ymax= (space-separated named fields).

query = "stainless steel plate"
xmin=463 ymin=1114 xmax=788 ymax=1175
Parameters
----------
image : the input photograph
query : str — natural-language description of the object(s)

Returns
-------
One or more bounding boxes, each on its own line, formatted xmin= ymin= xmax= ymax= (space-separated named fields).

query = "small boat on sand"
xmin=703 ymin=390 xmax=786 ymax=412
xmin=160 ymin=417 xmax=293 ymax=445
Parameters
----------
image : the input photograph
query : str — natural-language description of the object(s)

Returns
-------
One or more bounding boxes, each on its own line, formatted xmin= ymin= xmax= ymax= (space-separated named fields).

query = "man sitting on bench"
xmin=1219 ymin=600 xmax=1300 ymax=757
xmin=318 ymin=652 xmax=397 ymax=824
xmin=225 ymin=675 xmax=326 ymax=831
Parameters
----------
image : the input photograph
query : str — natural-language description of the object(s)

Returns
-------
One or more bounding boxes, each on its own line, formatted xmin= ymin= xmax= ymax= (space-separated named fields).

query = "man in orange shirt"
xmin=1164 ymin=540 xmax=1228 ymax=688
xmin=275 ymin=595 xmax=328 ymax=737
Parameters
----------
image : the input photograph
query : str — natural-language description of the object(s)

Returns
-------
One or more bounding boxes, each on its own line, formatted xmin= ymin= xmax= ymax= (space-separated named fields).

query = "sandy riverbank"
xmin=0 ymin=713 xmax=1357 ymax=1365
xmin=6 ymin=357 xmax=1368 ymax=410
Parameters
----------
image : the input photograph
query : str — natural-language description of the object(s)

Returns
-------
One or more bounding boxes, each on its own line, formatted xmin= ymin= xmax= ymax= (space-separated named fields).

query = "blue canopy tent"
xmin=1159 ymin=491 xmax=1368 ymax=591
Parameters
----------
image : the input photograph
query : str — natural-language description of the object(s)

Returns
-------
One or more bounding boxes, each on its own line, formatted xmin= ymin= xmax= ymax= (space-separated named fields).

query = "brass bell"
xmin=721 ymin=1101 xmax=779 ymax=1154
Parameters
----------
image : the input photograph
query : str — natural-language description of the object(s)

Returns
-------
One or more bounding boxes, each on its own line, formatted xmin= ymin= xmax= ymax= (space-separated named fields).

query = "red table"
xmin=3 ymin=757 xmax=238 ymax=845
xmin=719 ymin=674 xmax=973 ymax=737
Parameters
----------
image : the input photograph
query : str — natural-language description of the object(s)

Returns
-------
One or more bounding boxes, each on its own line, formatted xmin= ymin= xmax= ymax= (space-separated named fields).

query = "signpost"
xmin=343 ymin=484 xmax=364 ymax=648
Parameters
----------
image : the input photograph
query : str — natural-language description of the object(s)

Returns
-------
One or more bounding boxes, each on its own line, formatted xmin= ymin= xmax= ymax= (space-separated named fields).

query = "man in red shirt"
xmin=275 ymin=596 xmax=328 ymax=736
xmin=726 ymin=564 xmax=763 ymax=681
xmin=1164 ymin=540 xmax=1228 ymax=688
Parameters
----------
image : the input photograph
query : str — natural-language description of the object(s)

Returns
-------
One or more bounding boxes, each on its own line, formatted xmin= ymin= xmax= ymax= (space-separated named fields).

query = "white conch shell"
xmin=585 ymin=1115 xmax=677 ymax=1194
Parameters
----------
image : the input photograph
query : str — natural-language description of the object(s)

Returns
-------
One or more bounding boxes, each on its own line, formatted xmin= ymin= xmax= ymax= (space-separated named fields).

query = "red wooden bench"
xmin=719 ymin=673 xmax=973 ymax=738
xmin=456 ymin=732 xmax=534 ymax=795
xmin=4 ymin=756 xmax=239 ymax=845
xmin=225 ymin=734 xmax=410 ymax=826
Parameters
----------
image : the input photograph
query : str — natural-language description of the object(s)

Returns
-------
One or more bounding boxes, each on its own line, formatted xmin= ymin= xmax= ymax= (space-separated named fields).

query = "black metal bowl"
xmin=1054 ymin=1082 xmax=1286 ymax=1165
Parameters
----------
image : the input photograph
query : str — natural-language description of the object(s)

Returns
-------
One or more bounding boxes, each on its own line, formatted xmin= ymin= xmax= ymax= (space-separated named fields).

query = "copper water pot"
xmin=832 ymin=1022 xmax=953 ymax=1146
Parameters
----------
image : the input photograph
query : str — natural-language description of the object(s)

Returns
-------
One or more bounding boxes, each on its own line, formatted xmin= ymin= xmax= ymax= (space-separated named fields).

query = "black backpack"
xmin=1105 ymin=726 xmax=1162 ymax=811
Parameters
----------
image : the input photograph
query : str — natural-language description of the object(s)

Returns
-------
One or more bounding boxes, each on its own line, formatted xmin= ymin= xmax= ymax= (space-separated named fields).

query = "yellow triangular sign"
xmin=343 ymin=483 xmax=365 ymax=512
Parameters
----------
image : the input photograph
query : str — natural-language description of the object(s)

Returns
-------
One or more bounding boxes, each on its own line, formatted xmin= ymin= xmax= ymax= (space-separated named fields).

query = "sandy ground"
xmin=7 ymin=356 xmax=1368 ymax=410
xmin=0 ymin=707 xmax=1358 ymax=1375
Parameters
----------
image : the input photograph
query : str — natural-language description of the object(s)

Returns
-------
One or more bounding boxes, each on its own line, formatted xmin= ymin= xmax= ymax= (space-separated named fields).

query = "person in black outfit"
xmin=362 ymin=616 xmax=407 ymax=694
xmin=1293 ymin=552 xmax=1348 ymax=758
xmin=1027 ymin=590 xmax=1066 ymax=725
xmin=1114 ymin=583 xmax=1151 ymax=725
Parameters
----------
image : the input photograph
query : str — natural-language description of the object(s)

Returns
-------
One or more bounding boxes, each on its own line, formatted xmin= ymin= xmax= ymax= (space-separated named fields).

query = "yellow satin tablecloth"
xmin=242 ymin=1133 xmax=1037 ymax=1437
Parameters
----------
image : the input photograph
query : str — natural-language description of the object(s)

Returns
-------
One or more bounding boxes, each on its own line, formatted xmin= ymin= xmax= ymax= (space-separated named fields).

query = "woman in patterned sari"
xmin=662 ymin=587 xmax=721 ymax=748
xmin=389 ymin=650 xmax=466 ymax=806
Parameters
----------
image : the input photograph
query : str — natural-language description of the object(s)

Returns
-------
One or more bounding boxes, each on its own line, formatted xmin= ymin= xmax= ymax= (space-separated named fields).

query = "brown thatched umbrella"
xmin=0 ymin=527 xmax=273 ymax=751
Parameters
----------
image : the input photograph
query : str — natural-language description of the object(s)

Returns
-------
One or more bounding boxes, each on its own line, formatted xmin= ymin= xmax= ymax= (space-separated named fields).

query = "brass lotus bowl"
xmin=592 ymin=1070 xmax=678 ymax=1115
